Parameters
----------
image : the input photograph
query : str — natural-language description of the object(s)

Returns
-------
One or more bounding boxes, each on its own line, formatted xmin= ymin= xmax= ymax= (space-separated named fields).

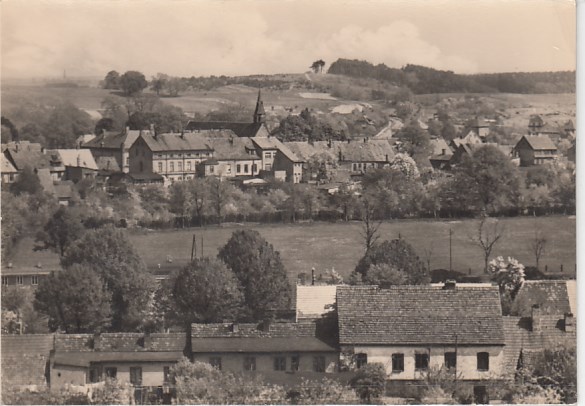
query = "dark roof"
xmin=4 ymin=144 xmax=51 ymax=171
xmin=338 ymin=140 xmax=394 ymax=163
xmin=126 ymin=173 xmax=165 ymax=182
xmin=191 ymin=337 xmax=335 ymax=353
xmin=191 ymin=322 xmax=316 ymax=338
xmin=54 ymin=351 xmax=184 ymax=368
xmin=139 ymin=132 xmax=215 ymax=152
xmin=83 ymin=130 xmax=140 ymax=150
xmin=511 ymin=280 xmax=573 ymax=317
xmin=185 ymin=121 xmax=266 ymax=138
xmin=503 ymin=315 xmax=576 ymax=378
xmin=1 ymin=334 xmax=54 ymax=386
xmin=54 ymin=333 xmax=186 ymax=352
xmin=518 ymin=135 xmax=557 ymax=151
xmin=337 ymin=285 xmax=505 ymax=346
xmin=205 ymin=137 xmax=261 ymax=161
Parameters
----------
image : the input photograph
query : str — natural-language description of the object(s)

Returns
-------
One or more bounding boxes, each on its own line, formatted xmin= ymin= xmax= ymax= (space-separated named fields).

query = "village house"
xmin=184 ymin=90 xmax=270 ymax=138
xmin=1 ymin=334 xmax=54 ymax=389
xmin=54 ymin=149 xmax=99 ymax=183
xmin=251 ymin=136 xmax=303 ymax=183
xmin=128 ymin=130 xmax=216 ymax=182
xmin=1 ymin=152 xmax=18 ymax=183
xmin=200 ymin=136 xmax=262 ymax=179
xmin=82 ymin=127 xmax=141 ymax=173
xmin=336 ymin=283 xmax=506 ymax=401
xmin=428 ymin=137 xmax=453 ymax=170
xmin=50 ymin=332 xmax=186 ymax=402
xmin=513 ymin=134 xmax=558 ymax=166
xmin=503 ymin=280 xmax=576 ymax=380
xmin=190 ymin=321 xmax=338 ymax=378
xmin=470 ymin=117 xmax=490 ymax=138
xmin=2 ymin=141 xmax=51 ymax=174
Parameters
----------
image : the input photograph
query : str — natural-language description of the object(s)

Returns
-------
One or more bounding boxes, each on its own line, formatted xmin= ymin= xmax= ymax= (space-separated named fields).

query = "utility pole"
xmin=454 ymin=333 xmax=458 ymax=385
xmin=190 ymin=234 xmax=196 ymax=261
xmin=200 ymin=234 xmax=204 ymax=258
xmin=449 ymin=228 xmax=453 ymax=272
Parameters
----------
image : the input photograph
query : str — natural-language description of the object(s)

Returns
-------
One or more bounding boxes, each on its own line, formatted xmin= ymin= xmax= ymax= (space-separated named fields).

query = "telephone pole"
xmin=449 ymin=228 xmax=453 ymax=272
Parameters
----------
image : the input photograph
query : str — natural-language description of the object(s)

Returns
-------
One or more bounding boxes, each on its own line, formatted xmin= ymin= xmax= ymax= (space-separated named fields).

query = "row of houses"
xmin=2 ymin=280 xmax=575 ymax=403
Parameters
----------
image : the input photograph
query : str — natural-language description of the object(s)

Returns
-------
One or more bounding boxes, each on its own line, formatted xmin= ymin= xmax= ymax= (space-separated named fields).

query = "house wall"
xmin=272 ymin=152 xmax=302 ymax=183
xmin=1 ymin=172 xmax=18 ymax=183
xmin=348 ymin=345 xmax=505 ymax=380
xmin=1 ymin=274 xmax=49 ymax=287
xmin=203 ymin=159 xmax=260 ymax=178
xmin=65 ymin=167 xmax=97 ymax=183
xmin=259 ymin=149 xmax=277 ymax=171
xmin=84 ymin=147 xmax=123 ymax=173
xmin=191 ymin=352 xmax=338 ymax=374
xmin=51 ymin=364 xmax=87 ymax=389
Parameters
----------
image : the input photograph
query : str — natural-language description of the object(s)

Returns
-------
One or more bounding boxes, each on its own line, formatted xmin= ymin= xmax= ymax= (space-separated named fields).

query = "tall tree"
xmin=61 ymin=227 xmax=156 ymax=331
xmin=471 ymin=215 xmax=505 ymax=273
xmin=119 ymin=70 xmax=148 ymax=96
xmin=360 ymin=194 xmax=382 ymax=252
xmin=10 ymin=166 xmax=42 ymax=196
xmin=35 ymin=206 xmax=85 ymax=257
xmin=218 ymin=230 xmax=292 ymax=320
xmin=34 ymin=264 xmax=112 ymax=333
xmin=172 ymin=258 xmax=243 ymax=326
xmin=352 ymin=238 xmax=429 ymax=285
xmin=103 ymin=70 xmax=120 ymax=90
xmin=169 ymin=181 xmax=192 ymax=228
xmin=530 ymin=229 xmax=547 ymax=269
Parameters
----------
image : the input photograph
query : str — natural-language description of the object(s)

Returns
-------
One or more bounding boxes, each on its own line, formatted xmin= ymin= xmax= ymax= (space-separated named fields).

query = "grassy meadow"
xmin=10 ymin=216 xmax=575 ymax=281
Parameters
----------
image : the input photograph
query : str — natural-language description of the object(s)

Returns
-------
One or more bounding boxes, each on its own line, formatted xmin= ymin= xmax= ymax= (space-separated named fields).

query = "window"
xmin=163 ymin=366 xmax=171 ymax=383
xmin=415 ymin=353 xmax=429 ymax=371
xmin=313 ymin=356 xmax=326 ymax=372
xmin=158 ymin=162 xmax=163 ymax=173
xmin=291 ymin=355 xmax=300 ymax=372
xmin=391 ymin=354 xmax=404 ymax=373
xmin=355 ymin=353 xmax=368 ymax=369
xmin=16 ymin=276 xmax=23 ymax=285
xmin=187 ymin=162 xmax=192 ymax=171
xmin=265 ymin=164 xmax=272 ymax=171
xmin=274 ymin=356 xmax=286 ymax=371
xmin=31 ymin=276 xmax=39 ymax=285
xmin=252 ymin=164 xmax=257 ymax=173
xmin=244 ymin=357 xmax=256 ymax=371
xmin=130 ymin=367 xmax=142 ymax=386
xmin=210 ymin=357 xmax=222 ymax=370
xmin=2 ymin=276 xmax=8 ymax=286
xmin=352 ymin=163 xmax=357 ymax=171
xmin=477 ymin=352 xmax=489 ymax=371
xmin=209 ymin=165 xmax=214 ymax=173
xmin=237 ymin=164 xmax=241 ymax=174
xmin=444 ymin=352 xmax=457 ymax=370
xmin=170 ymin=162 xmax=175 ymax=172
xmin=226 ymin=165 xmax=232 ymax=174
xmin=244 ymin=164 xmax=249 ymax=173
xmin=89 ymin=366 xmax=101 ymax=383
xmin=178 ymin=162 xmax=182 ymax=172
xmin=105 ymin=367 xmax=117 ymax=379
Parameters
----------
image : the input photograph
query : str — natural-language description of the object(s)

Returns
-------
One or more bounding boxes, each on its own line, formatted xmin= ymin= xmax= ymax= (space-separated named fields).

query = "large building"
xmin=513 ymin=135 xmax=558 ymax=166
xmin=82 ymin=128 xmax=141 ymax=173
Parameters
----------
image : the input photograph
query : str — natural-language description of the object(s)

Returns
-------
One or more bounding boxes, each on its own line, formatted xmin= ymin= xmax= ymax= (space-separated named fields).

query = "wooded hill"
xmin=328 ymin=59 xmax=575 ymax=94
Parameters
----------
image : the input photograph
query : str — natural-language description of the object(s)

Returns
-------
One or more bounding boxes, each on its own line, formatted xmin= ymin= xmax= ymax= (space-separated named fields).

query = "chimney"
xmin=564 ymin=313 xmax=575 ymax=333
xmin=230 ymin=323 xmax=239 ymax=333
xmin=363 ymin=138 xmax=367 ymax=143
xmin=77 ymin=155 xmax=81 ymax=167
xmin=143 ymin=332 xmax=152 ymax=349
xmin=531 ymin=304 xmax=542 ymax=332
xmin=150 ymin=124 xmax=155 ymax=135
xmin=442 ymin=148 xmax=446 ymax=155
xmin=311 ymin=267 xmax=316 ymax=285
xmin=125 ymin=126 xmax=130 ymax=135
xmin=443 ymin=280 xmax=456 ymax=290
xmin=92 ymin=333 xmax=101 ymax=350
xmin=385 ymin=154 xmax=389 ymax=162
xmin=327 ymin=139 xmax=332 ymax=148
xmin=100 ymin=141 xmax=105 ymax=148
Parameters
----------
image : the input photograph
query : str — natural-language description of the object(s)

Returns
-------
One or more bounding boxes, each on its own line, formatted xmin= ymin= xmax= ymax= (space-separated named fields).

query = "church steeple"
xmin=253 ymin=89 xmax=266 ymax=124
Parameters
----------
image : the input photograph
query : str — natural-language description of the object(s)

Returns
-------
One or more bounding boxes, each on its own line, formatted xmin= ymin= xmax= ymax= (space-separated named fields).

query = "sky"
xmin=1 ymin=0 xmax=576 ymax=78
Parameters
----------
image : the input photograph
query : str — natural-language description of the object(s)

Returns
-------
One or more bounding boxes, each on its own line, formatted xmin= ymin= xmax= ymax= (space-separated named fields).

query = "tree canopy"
xmin=218 ymin=230 xmax=292 ymax=320
xmin=119 ymin=71 xmax=148 ymax=96
xmin=35 ymin=206 xmax=85 ymax=257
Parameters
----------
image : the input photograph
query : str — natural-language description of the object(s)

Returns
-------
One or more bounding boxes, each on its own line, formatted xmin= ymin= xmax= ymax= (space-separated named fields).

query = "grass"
xmin=10 ymin=216 xmax=574 ymax=281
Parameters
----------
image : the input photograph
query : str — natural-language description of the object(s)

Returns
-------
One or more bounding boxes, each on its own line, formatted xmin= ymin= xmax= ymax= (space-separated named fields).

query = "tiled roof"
xmin=503 ymin=316 xmax=576 ymax=378
xmin=185 ymin=121 xmax=266 ymax=138
xmin=83 ymin=129 xmax=141 ymax=150
xmin=338 ymin=140 xmax=394 ymax=163
xmin=1 ymin=153 xmax=18 ymax=173
xmin=337 ymin=285 xmax=504 ymax=346
xmin=140 ymin=132 xmax=214 ymax=152
xmin=1 ymin=334 xmax=54 ymax=386
xmin=511 ymin=280 xmax=573 ymax=317
xmin=56 ymin=149 xmax=98 ymax=170
xmin=296 ymin=285 xmax=338 ymax=320
xmin=518 ymin=135 xmax=557 ymax=151
xmin=191 ymin=322 xmax=316 ymax=338
xmin=251 ymin=136 xmax=301 ymax=162
xmin=4 ymin=144 xmax=51 ymax=171
xmin=284 ymin=141 xmax=337 ymax=162
xmin=54 ymin=352 xmax=184 ymax=368
xmin=429 ymin=138 xmax=452 ymax=156
xmin=205 ymin=137 xmax=261 ymax=161
xmin=54 ymin=333 xmax=186 ymax=353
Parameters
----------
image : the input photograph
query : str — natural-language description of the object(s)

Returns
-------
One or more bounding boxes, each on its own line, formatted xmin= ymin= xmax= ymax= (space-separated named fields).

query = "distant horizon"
xmin=1 ymin=0 xmax=575 ymax=79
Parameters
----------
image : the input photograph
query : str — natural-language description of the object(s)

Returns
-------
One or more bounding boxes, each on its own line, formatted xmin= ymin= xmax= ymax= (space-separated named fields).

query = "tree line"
xmin=327 ymin=58 xmax=576 ymax=94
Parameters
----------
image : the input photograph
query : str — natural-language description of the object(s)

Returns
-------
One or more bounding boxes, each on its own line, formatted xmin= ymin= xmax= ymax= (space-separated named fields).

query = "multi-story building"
xmin=82 ymin=127 xmax=141 ymax=173
xmin=513 ymin=135 xmax=558 ymax=166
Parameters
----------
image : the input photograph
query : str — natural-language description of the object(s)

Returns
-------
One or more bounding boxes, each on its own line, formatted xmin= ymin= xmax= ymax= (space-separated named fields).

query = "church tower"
xmin=253 ymin=89 xmax=266 ymax=124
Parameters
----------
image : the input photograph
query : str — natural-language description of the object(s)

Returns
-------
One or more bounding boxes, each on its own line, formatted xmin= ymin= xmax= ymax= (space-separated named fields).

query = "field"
xmin=10 ymin=216 xmax=576 ymax=281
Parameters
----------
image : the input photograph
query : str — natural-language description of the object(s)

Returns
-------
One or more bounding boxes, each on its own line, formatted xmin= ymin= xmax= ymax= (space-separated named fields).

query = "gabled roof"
xmin=1 ymin=153 xmax=18 ymax=173
xmin=185 ymin=121 xmax=266 ymax=138
xmin=4 ymin=144 xmax=51 ymax=171
xmin=83 ymin=129 xmax=141 ymax=150
xmin=1 ymin=334 xmax=54 ymax=386
xmin=139 ymin=132 xmax=215 ymax=152
xmin=190 ymin=322 xmax=335 ymax=353
xmin=54 ymin=333 xmax=186 ymax=353
xmin=429 ymin=138 xmax=452 ymax=156
xmin=511 ymin=280 xmax=574 ymax=317
xmin=252 ymin=137 xmax=302 ymax=162
xmin=296 ymin=285 xmax=338 ymax=320
xmin=517 ymin=135 xmax=557 ymax=151
xmin=205 ymin=137 xmax=261 ymax=161
xmin=56 ymin=149 xmax=98 ymax=170
xmin=338 ymin=140 xmax=394 ymax=163
xmin=337 ymin=285 xmax=505 ymax=346
xmin=284 ymin=141 xmax=337 ymax=162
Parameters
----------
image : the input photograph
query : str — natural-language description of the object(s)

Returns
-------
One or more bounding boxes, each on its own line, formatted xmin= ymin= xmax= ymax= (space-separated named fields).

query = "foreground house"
xmin=50 ymin=333 xmax=186 ymax=391
xmin=82 ymin=128 xmax=141 ymax=173
xmin=513 ymin=135 xmax=558 ymax=166
xmin=190 ymin=322 xmax=338 ymax=377
xmin=336 ymin=283 xmax=505 ymax=399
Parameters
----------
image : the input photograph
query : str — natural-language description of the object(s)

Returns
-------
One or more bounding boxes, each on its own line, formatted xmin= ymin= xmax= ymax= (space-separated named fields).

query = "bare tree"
xmin=422 ymin=242 xmax=434 ymax=272
xmin=530 ymin=229 xmax=547 ymax=269
xmin=471 ymin=215 xmax=505 ymax=273
xmin=360 ymin=196 xmax=382 ymax=252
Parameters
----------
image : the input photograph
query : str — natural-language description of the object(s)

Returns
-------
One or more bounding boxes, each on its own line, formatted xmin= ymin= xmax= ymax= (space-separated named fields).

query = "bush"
xmin=350 ymin=363 xmax=386 ymax=403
